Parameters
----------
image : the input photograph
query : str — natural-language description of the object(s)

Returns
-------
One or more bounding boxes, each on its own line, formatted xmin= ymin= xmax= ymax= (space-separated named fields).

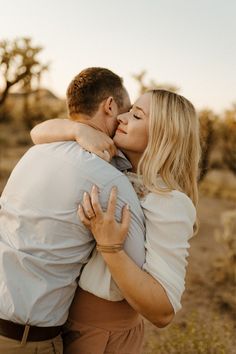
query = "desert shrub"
xmin=0 ymin=105 xmax=14 ymax=123
xmin=214 ymin=210 xmax=236 ymax=284
xmin=198 ymin=106 xmax=236 ymax=180
xmin=0 ymin=90 xmax=67 ymax=129
xmin=199 ymin=110 xmax=217 ymax=181
xmin=0 ymin=134 xmax=9 ymax=147
xmin=0 ymin=122 xmax=31 ymax=148
xmin=23 ymin=102 xmax=67 ymax=129
xmin=210 ymin=210 xmax=236 ymax=314
xmin=199 ymin=169 xmax=236 ymax=201
xmin=144 ymin=312 xmax=233 ymax=354
xmin=220 ymin=109 xmax=236 ymax=173
xmin=21 ymin=91 xmax=67 ymax=129
xmin=16 ymin=134 xmax=32 ymax=147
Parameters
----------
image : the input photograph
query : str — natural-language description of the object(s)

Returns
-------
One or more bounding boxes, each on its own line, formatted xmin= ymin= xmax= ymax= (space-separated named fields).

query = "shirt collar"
xmin=110 ymin=150 xmax=132 ymax=172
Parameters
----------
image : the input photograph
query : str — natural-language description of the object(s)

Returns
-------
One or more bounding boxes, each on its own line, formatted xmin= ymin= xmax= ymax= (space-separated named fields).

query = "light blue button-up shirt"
xmin=0 ymin=142 xmax=145 ymax=326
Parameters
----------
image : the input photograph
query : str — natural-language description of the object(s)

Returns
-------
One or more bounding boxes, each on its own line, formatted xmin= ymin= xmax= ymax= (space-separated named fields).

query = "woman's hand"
xmin=78 ymin=185 xmax=130 ymax=246
xmin=78 ymin=186 xmax=174 ymax=328
xmin=78 ymin=186 xmax=174 ymax=327
xmin=75 ymin=125 xmax=117 ymax=162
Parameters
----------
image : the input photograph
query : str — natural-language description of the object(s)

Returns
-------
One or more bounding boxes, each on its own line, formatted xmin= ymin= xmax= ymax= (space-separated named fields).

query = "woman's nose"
xmin=117 ymin=112 xmax=128 ymax=123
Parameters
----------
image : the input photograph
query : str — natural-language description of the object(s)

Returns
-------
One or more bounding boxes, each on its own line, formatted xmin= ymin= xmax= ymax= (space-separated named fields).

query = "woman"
xmin=31 ymin=89 xmax=200 ymax=354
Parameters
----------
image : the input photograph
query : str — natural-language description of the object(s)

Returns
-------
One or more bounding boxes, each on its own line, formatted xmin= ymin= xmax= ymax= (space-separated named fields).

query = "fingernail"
xmin=126 ymin=204 xmax=129 ymax=210
xmin=83 ymin=192 xmax=87 ymax=198
xmin=92 ymin=185 xmax=97 ymax=191
xmin=113 ymin=186 xmax=117 ymax=191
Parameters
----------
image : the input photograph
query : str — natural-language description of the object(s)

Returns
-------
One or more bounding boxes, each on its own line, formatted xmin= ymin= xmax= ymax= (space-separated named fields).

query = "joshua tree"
xmin=0 ymin=37 xmax=48 ymax=106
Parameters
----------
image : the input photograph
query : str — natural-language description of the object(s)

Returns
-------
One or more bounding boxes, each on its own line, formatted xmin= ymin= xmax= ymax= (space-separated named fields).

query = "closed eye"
xmin=133 ymin=114 xmax=142 ymax=119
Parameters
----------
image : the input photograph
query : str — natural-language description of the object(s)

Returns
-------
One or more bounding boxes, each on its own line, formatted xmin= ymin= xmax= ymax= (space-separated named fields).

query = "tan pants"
xmin=0 ymin=334 xmax=63 ymax=354
xmin=63 ymin=288 xmax=144 ymax=354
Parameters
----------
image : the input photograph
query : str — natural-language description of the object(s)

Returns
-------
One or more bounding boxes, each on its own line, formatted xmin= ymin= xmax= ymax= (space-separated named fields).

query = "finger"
xmin=110 ymin=143 xmax=117 ymax=157
xmin=102 ymin=149 xmax=111 ymax=162
xmin=107 ymin=186 xmax=117 ymax=216
xmin=78 ymin=204 xmax=91 ymax=228
xmin=121 ymin=204 xmax=131 ymax=235
xmin=92 ymin=149 xmax=110 ymax=162
xmin=90 ymin=185 xmax=103 ymax=217
xmin=90 ymin=150 xmax=109 ymax=162
xmin=82 ymin=192 xmax=95 ymax=219
xmin=106 ymin=139 xmax=117 ymax=159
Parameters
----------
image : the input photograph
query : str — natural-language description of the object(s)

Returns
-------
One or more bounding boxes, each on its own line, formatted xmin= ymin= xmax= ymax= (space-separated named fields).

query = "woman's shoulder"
xmin=141 ymin=189 xmax=196 ymax=224
xmin=143 ymin=188 xmax=195 ymax=206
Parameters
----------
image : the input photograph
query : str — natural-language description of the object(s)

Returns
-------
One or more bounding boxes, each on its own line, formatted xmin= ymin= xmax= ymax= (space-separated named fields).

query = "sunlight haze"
xmin=0 ymin=0 xmax=235 ymax=112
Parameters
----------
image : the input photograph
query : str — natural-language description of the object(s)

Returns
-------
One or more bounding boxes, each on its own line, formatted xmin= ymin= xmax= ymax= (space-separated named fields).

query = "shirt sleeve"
xmin=141 ymin=191 xmax=196 ymax=313
xmin=79 ymin=173 xmax=146 ymax=301
xmin=79 ymin=249 xmax=124 ymax=301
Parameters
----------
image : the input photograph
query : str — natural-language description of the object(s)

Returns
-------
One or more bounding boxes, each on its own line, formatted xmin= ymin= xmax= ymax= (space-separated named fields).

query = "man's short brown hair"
xmin=67 ymin=67 xmax=125 ymax=117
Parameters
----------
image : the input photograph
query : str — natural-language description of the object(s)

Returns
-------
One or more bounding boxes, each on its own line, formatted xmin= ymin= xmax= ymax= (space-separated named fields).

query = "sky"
xmin=0 ymin=0 xmax=235 ymax=113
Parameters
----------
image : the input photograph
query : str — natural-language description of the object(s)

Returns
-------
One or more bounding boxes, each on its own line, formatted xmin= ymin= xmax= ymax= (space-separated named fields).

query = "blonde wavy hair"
xmin=138 ymin=89 xmax=201 ymax=208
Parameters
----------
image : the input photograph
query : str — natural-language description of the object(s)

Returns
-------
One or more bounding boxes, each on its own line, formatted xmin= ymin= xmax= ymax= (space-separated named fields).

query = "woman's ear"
xmin=104 ymin=96 xmax=118 ymax=116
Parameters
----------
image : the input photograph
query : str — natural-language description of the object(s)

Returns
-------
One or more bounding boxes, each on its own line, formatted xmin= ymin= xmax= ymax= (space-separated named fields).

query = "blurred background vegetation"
xmin=0 ymin=38 xmax=236 ymax=353
xmin=1 ymin=37 xmax=236 ymax=199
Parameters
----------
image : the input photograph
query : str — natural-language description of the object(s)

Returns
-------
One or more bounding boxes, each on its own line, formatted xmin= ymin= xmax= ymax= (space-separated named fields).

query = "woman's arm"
xmin=30 ymin=119 xmax=117 ymax=161
xmin=100 ymin=250 xmax=174 ymax=327
xmin=78 ymin=186 xmax=174 ymax=328
xmin=30 ymin=119 xmax=79 ymax=144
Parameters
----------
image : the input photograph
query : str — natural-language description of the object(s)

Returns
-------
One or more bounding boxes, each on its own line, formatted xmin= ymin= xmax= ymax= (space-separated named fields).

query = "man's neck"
xmin=70 ymin=113 xmax=109 ymax=136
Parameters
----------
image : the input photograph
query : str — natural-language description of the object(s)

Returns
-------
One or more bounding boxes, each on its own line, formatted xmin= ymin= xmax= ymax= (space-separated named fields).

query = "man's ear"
xmin=104 ymin=96 xmax=118 ymax=116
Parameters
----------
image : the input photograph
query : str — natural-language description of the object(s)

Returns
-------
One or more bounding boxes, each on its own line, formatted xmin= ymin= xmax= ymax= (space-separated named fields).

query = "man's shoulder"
xmin=28 ymin=142 xmax=127 ymax=183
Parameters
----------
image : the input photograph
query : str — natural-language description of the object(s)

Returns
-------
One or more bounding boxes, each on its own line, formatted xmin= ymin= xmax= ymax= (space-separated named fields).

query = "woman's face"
xmin=113 ymin=92 xmax=151 ymax=155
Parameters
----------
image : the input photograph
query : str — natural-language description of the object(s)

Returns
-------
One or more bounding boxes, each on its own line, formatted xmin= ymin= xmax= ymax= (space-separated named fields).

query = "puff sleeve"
xmin=141 ymin=191 xmax=196 ymax=313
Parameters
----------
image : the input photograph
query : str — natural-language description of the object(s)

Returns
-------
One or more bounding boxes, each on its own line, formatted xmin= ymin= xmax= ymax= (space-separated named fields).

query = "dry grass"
xmin=144 ymin=312 xmax=233 ymax=354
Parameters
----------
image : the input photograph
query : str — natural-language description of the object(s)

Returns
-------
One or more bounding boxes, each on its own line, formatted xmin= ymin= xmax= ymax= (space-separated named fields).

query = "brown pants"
xmin=0 ymin=334 xmax=63 ymax=354
xmin=63 ymin=288 xmax=144 ymax=354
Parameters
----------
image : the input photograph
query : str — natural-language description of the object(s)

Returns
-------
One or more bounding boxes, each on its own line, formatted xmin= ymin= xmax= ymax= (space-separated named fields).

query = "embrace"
xmin=0 ymin=67 xmax=201 ymax=354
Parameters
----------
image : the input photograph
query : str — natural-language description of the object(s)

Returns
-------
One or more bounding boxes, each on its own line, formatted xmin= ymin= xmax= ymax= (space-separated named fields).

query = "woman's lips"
xmin=116 ymin=128 xmax=126 ymax=134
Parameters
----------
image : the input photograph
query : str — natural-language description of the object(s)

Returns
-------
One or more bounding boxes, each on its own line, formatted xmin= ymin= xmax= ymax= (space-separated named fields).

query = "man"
xmin=0 ymin=67 xmax=145 ymax=353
